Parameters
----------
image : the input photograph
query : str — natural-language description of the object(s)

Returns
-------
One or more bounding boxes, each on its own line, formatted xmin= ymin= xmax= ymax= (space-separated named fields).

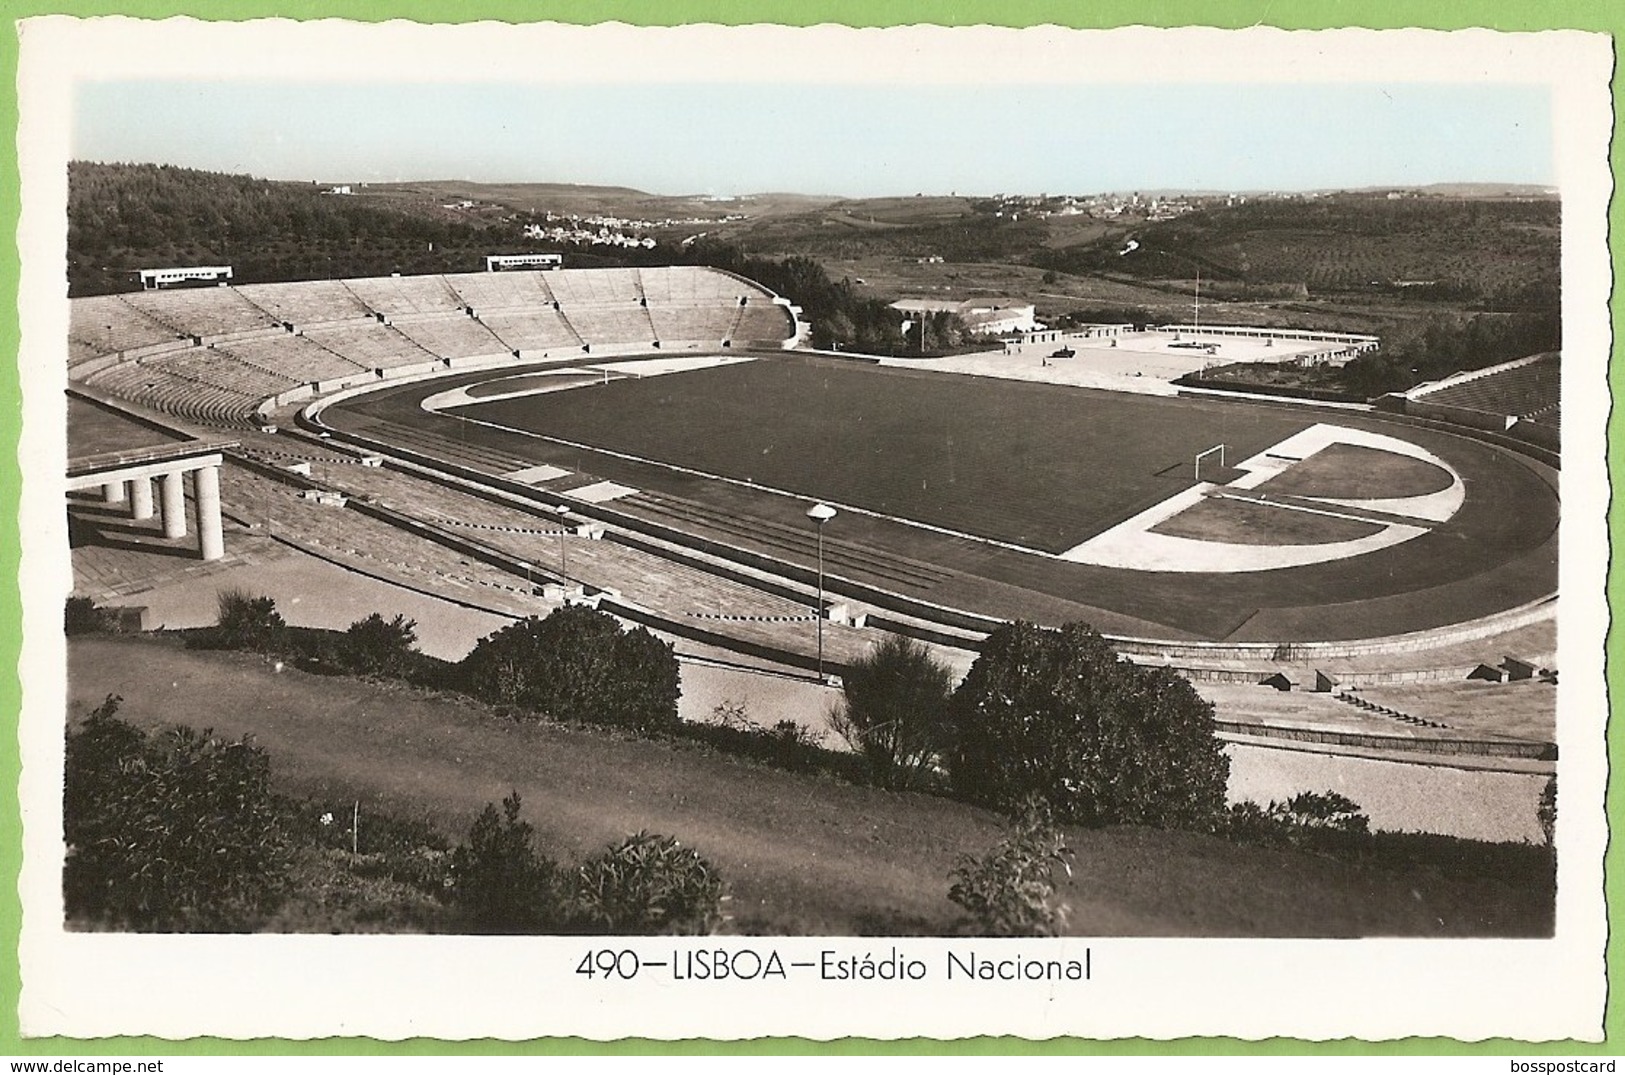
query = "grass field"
xmin=333 ymin=356 xmax=1559 ymax=641
xmin=448 ymin=357 xmax=1314 ymax=552
xmin=67 ymin=636 xmax=1556 ymax=937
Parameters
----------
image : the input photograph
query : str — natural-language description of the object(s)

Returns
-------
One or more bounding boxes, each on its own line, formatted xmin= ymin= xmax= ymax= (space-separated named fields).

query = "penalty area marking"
xmin=1058 ymin=423 xmax=1462 ymax=573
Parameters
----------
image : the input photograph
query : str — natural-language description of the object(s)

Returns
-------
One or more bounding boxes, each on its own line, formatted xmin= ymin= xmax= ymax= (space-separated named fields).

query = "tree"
xmin=457 ymin=605 xmax=680 ymax=733
xmin=829 ymin=633 xmax=953 ymax=790
xmin=947 ymin=621 xmax=1229 ymax=830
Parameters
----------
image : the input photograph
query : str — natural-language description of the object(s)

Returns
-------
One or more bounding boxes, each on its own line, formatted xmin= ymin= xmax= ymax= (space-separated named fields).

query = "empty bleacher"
xmin=121 ymin=286 xmax=282 ymax=339
xmin=213 ymin=334 xmax=368 ymax=383
xmin=343 ymin=275 xmax=465 ymax=317
xmin=647 ymin=304 xmax=737 ymax=343
xmin=559 ymin=306 xmax=657 ymax=348
xmin=300 ymin=323 xmax=438 ymax=370
xmin=392 ymin=314 xmax=510 ymax=359
xmin=477 ymin=309 xmax=585 ymax=353
xmin=70 ymin=295 xmax=189 ymax=358
xmin=733 ymin=302 xmax=793 ymax=341
xmin=237 ymin=280 xmax=372 ymax=326
xmin=69 ymin=265 xmax=796 ymax=424
xmin=445 ymin=271 xmax=554 ymax=311
xmin=1416 ymin=353 xmax=1560 ymax=421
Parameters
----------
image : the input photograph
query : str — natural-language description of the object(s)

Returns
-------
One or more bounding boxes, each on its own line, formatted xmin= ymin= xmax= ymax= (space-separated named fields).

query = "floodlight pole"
xmin=806 ymin=503 xmax=838 ymax=680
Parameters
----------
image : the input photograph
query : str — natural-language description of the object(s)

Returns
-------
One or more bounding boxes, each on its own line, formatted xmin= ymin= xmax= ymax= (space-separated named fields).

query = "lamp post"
xmin=806 ymin=503 xmax=838 ymax=680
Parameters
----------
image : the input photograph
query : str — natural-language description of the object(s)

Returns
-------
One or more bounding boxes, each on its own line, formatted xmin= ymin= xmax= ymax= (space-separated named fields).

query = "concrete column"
xmin=129 ymin=477 xmax=155 ymax=521
xmin=102 ymin=481 xmax=126 ymax=506
xmin=193 ymin=464 xmax=224 ymax=561
xmin=159 ymin=470 xmax=187 ymax=540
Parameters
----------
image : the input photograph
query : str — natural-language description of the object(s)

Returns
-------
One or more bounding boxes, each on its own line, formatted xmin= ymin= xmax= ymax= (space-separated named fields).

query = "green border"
xmin=3 ymin=0 xmax=1618 ymax=1058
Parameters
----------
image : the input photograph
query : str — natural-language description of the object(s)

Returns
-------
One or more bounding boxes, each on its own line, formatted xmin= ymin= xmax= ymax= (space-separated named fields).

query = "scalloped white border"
xmin=14 ymin=17 xmax=1614 ymax=1044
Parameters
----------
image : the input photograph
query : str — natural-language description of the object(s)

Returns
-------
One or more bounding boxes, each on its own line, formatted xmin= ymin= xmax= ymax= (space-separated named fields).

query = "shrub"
xmin=567 ymin=832 xmax=725 ymax=935
xmin=1221 ymin=791 xmax=1372 ymax=850
xmin=456 ymin=605 xmax=680 ymax=733
xmin=340 ymin=612 xmax=419 ymax=678
xmin=948 ymin=798 xmax=1074 ymax=937
xmin=64 ymin=596 xmax=110 ymax=636
xmin=829 ymin=634 xmax=953 ymax=790
xmin=64 ymin=696 xmax=285 ymax=930
xmin=214 ymin=587 xmax=286 ymax=651
xmin=948 ymin=621 xmax=1229 ymax=829
xmin=448 ymin=792 xmax=561 ymax=933
xmin=1538 ymin=777 xmax=1557 ymax=847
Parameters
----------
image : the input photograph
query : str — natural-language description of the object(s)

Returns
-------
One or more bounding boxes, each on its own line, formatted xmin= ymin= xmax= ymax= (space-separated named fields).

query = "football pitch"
xmin=446 ymin=357 xmax=1315 ymax=553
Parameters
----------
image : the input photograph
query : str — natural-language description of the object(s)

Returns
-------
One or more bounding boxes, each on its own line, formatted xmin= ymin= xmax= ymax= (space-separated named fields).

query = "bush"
xmin=947 ymin=621 xmax=1229 ymax=830
xmin=948 ymin=798 xmax=1074 ymax=937
xmin=214 ymin=587 xmax=286 ymax=651
xmin=456 ymin=605 xmax=680 ymax=733
xmin=448 ymin=792 xmax=561 ymax=933
xmin=567 ymin=832 xmax=725 ymax=935
xmin=64 ymin=596 xmax=111 ymax=636
xmin=829 ymin=634 xmax=954 ymax=790
xmin=1221 ymin=791 xmax=1372 ymax=851
xmin=1538 ymin=778 xmax=1557 ymax=847
xmin=64 ymin=696 xmax=285 ymax=929
xmin=449 ymin=794 xmax=725 ymax=935
xmin=339 ymin=612 xmax=419 ymax=678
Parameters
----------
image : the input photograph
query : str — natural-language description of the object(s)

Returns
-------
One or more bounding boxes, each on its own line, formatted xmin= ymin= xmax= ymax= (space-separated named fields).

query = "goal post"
xmin=1194 ymin=443 xmax=1226 ymax=482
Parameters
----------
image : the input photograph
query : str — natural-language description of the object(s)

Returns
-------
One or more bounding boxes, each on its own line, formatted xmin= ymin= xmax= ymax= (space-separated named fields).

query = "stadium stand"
xmin=70 ymin=294 xmax=188 ymax=359
xmin=212 ymin=334 xmax=369 ymax=382
xmin=121 ymin=285 xmax=283 ymax=339
xmin=1404 ymin=352 xmax=1561 ymax=446
xmin=69 ymin=266 xmax=797 ymax=424
xmin=237 ymin=280 xmax=372 ymax=326
xmin=1417 ymin=353 xmax=1560 ymax=419
xmin=477 ymin=309 xmax=585 ymax=353
xmin=445 ymin=271 xmax=554 ymax=311
xmin=300 ymin=323 xmax=439 ymax=370
xmin=344 ymin=275 xmax=465 ymax=317
xmin=392 ymin=314 xmax=511 ymax=359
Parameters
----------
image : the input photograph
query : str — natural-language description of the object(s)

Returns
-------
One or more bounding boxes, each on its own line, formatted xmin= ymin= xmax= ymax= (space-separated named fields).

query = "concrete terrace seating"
xmin=392 ymin=315 xmax=511 ymax=359
xmin=154 ymin=348 xmax=301 ymax=397
xmin=477 ymin=309 xmax=584 ymax=352
xmin=559 ymin=306 xmax=657 ymax=348
xmin=213 ymin=334 xmax=368 ymax=383
xmin=445 ymin=271 xmax=555 ymax=312
xmin=647 ymin=304 xmax=738 ymax=343
xmin=70 ymin=294 xmax=189 ymax=358
xmin=85 ymin=356 xmax=262 ymax=427
xmin=300 ymin=323 xmax=439 ymax=370
xmin=1421 ymin=354 xmax=1561 ymax=420
xmin=69 ymin=265 xmax=796 ymax=423
xmin=237 ymin=280 xmax=372 ymax=326
xmin=122 ymin=286 xmax=282 ymax=340
xmin=653 ymin=266 xmax=749 ymax=302
xmin=344 ymin=275 xmax=465 ymax=317
xmin=734 ymin=302 xmax=794 ymax=341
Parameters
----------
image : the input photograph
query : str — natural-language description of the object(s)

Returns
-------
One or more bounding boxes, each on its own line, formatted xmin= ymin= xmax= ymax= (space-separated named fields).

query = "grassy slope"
xmin=66 ymin=636 xmax=1553 ymax=937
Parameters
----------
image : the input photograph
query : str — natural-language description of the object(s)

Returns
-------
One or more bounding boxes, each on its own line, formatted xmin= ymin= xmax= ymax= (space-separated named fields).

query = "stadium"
xmin=65 ymin=261 xmax=1561 ymax=842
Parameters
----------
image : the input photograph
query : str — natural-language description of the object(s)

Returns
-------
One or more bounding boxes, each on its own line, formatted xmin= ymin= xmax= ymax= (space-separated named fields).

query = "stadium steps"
xmin=1332 ymin=689 xmax=1449 ymax=730
xmin=621 ymin=490 xmax=957 ymax=590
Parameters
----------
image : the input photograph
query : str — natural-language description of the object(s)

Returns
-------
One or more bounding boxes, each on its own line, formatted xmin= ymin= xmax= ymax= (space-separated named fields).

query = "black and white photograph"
xmin=14 ymin=18 xmax=1613 ymax=1043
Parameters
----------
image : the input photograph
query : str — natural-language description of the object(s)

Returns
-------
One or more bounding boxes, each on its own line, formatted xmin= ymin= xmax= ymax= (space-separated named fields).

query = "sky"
xmin=73 ymin=80 xmax=1553 ymax=198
